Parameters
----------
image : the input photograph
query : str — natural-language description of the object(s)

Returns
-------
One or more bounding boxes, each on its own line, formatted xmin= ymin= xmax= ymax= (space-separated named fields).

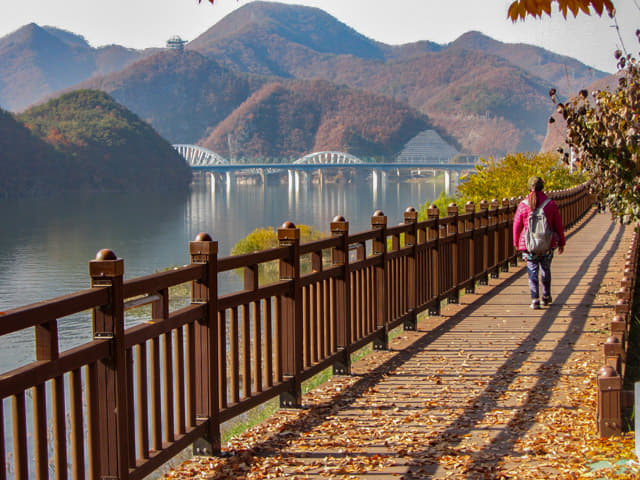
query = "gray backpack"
xmin=524 ymin=198 xmax=553 ymax=254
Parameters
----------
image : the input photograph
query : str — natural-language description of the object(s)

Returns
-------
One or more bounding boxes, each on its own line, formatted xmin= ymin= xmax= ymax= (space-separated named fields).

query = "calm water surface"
xmin=0 ymin=173 xmax=445 ymax=372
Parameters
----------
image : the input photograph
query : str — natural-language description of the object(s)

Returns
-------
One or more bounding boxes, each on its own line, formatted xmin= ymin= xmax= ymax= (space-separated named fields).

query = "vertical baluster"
xmin=264 ymin=298 xmax=273 ymax=388
xmin=242 ymin=304 xmax=251 ymax=399
xmin=86 ymin=363 xmax=101 ymax=478
xmin=69 ymin=368 xmax=85 ymax=480
xmin=33 ymin=384 xmax=47 ymax=479
xmin=218 ymin=311 xmax=227 ymax=409
xmin=136 ymin=343 xmax=150 ymax=459
xmin=12 ymin=392 xmax=28 ymax=480
xmin=126 ymin=348 xmax=136 ymax=468
xmin=150 ymin=336 xmax=162 ymax=451
xmin=275 ymin=296 xmax=282 ymax=384
xmin=230 ymin=307 xmax=239 ymax=404
xmin=175 ymin=325 xmax=186 ymax=435
xmin=163 ymin=331 xmax=175 ymax=443
xmin=253 ymin=300 xmax=262 ymax=394
xmin=186 ymin=322 xmax=196 ymax=426
xmin=302 ymin=286 xmax=310 ymax=368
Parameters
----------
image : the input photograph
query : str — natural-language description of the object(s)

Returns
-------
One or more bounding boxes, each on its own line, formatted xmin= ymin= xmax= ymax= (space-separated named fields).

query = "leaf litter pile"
xmin=165 ymin=219 xmax=636 ymax=479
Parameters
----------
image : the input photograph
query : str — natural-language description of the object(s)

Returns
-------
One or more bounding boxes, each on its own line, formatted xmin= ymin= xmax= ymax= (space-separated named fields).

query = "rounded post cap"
xmin=405 ymin=206 xmax=416 ymax=213
xmin=606 ymin=336 xmax=621 ymax=344
xmin=448 ymin=202 xmax=457 ymax=208
xmin=373 ymin=210 xmax=385 ymax=217
xmin=95 ymin=249 xmax=117 ymax=261
xmin=194 ymin=232 xmax=213 ymax=242
xmin=612 ymin=315 xmax=624 ymax=323
xmin=599 ymin=365 xmax=617 ymax=377
xmin=281 ymin=221 xmax=296 ymax=229
xmin=332 ymin=215 xmax=346 ymax=222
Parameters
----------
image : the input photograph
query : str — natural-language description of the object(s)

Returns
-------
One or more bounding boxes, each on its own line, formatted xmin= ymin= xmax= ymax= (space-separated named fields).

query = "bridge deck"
xmin=166 ymin=211 xmax=632 ymax=479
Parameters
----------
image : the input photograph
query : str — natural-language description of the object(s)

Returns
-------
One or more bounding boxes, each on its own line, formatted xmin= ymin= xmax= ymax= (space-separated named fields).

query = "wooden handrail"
xmin=0 ymin=182 xmax=595 ymax=478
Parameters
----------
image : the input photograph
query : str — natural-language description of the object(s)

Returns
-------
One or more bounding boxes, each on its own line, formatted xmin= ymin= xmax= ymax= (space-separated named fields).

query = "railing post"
xmin=490 ymin=199 xmax=500 ymax=278
xmin=371 ymin=210 xmax=389 ymax=350
xmin=278 ymin=221 xmax=303 ymax=407
xmin=598 ymin=365 xmax=622 ymax=437
xmin=447 ymin=203 xmax=459 ymax=304
xmin=501 ymin=198 xmax=511 ymax=271
xmin=427 ymin=205 xmax=440 ymax=315
xmin=89 ymin=249 xmax=129 ymax=479
xmin=331 ymin=216 xmax=351 ymax=375
xmin=465 ymin=201 xmax=476 ymax=294
xmin=478 ymin=200 xmax=490 ymax=285
xmin=404 ymin=207 xmax=418 ymax=330
xmin=189 ymin=233 xmax=220 ymax=456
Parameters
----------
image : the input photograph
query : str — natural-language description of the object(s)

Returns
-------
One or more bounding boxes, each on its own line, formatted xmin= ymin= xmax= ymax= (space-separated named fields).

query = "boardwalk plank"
xmin=165 ymin=212 xmax=632 ymax=479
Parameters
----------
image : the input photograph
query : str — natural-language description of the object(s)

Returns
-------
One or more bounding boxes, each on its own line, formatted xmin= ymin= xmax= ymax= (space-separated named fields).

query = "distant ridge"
xmin=1 ymin=1 xmax=611 ymax=157
xmin=0 ymin=23 xmax=151 ymax=111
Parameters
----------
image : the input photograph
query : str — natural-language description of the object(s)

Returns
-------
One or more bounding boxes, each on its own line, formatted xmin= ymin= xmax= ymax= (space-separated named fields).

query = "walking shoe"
xmin=542 ymin=296 xmax=552 ymax=306
xmin=530 ymin=299 xmax=540 ymax=310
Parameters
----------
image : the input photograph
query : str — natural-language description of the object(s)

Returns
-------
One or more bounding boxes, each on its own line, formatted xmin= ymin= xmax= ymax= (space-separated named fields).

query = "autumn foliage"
xmin=508 ymin=0 xmax=614 ymax=20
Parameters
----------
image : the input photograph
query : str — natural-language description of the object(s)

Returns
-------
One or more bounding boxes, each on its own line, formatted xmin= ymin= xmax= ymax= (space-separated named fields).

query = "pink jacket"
xmin=513 ymin=191 xmax=566 ymax=251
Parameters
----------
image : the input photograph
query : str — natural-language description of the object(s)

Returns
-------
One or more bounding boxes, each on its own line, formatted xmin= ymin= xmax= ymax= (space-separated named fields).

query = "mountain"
xmin=5 ymin=2 xmax=610 ymax=157
xmin=0 ymin=23 xmax=149 ymax=111
xmin=447 ymin=31 xmax=606 ymax=98
xmin=184 ymin=2 xmax=607 ymax=155
xmin=15 ymin=90 xmax=191 ymax=193
xmin=199 ymin=79 xmax=435 ymax=160
xmin=79 ymin=50 xmax=266 ymax=144
xmin=188 ymin=1 xmax=386 ymax=77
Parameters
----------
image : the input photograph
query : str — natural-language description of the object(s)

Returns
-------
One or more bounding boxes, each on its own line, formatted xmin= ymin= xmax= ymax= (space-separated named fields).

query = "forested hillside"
xmin=200 ymin=79 xmax=437 ymax=160
xmin=4 ymin=90 xmax=191 ymax=195
xmin=79 ymin=50 xmax=266 ymax=144
xmin=0 ymin=108 xmax=77 ymax=197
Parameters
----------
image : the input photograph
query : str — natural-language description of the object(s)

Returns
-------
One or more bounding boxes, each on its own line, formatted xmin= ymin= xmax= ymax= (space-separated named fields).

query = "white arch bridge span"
xmin=172 ymin=144 xmax=472 ymax=193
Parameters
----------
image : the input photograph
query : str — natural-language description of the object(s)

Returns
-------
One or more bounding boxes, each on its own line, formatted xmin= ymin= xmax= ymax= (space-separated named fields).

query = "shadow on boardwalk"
xmin=167 ymin=211 xmax=630 ymax=479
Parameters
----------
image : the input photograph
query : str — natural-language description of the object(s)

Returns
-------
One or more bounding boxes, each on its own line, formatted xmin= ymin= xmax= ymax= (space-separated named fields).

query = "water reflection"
xmin=0 ymin=174 xmax=445 ymax=371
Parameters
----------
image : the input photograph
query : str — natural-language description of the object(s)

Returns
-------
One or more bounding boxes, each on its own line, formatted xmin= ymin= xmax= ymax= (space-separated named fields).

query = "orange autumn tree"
xmin=507 ymin=0 xmax=614 ymax=20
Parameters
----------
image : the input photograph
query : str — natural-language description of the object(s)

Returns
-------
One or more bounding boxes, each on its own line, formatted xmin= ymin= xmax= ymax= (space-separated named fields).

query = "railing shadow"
xmin=183 ymin=210 xmax=615 ymax=476
xmin=404 ymin=216 xmax=621 ymax=477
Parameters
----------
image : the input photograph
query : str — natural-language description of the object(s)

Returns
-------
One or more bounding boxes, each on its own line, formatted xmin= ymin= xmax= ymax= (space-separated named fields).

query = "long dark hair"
xmin=528 ymin=176 xmax=544 ymax=209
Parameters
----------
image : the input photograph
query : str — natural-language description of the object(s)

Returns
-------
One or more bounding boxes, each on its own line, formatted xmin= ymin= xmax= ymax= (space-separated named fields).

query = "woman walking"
xmin=513 ymin=176 xmax=566 ymax=309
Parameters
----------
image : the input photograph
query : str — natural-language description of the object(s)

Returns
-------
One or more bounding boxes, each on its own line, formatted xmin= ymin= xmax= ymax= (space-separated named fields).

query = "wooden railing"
xmin=597 ymin=225 xmax=639 ymax=437
xmin=0 ymin=183 xmax=593 ymax=479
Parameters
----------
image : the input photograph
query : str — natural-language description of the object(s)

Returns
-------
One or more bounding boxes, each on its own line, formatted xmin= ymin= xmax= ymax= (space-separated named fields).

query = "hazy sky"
xmin=1 ymin=0 xmax=638 ymax=73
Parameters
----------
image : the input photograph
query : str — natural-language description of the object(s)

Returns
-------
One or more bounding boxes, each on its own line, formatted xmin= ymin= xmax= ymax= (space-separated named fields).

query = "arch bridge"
xmin=294 ymin=151 xmax=363 ymax=164
xmin=173 ymin=144 xmax=229 ymax=167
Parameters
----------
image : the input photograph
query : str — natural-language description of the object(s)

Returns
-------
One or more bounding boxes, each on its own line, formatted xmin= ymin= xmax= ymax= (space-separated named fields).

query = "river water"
xmin=0 ymin=172 xmax=445 ymax=373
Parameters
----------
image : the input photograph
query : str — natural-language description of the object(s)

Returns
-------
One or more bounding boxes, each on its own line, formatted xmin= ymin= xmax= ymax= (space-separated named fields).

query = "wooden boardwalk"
xmin=166 ymin=211 xmax=632 ymax=479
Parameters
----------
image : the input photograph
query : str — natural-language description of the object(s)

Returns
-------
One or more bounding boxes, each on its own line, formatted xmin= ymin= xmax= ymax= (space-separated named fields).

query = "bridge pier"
xmin=444 ymin=170 xmax=459 ymax=195
xmin=225 ymin=171 xmax=235 ymax=188
xmin=372 ymin=169 xmax=386 ymax=191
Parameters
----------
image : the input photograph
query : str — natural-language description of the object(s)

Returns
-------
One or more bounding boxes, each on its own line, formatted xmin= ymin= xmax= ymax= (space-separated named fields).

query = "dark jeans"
xmin=525 ymin=253 xmax=553 ymax=300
